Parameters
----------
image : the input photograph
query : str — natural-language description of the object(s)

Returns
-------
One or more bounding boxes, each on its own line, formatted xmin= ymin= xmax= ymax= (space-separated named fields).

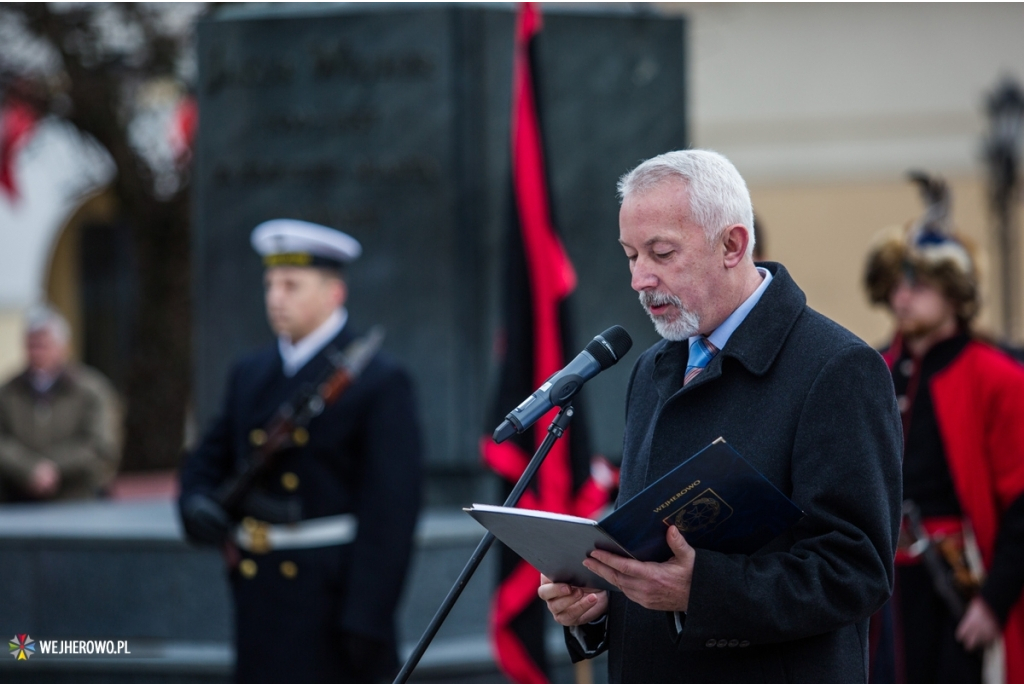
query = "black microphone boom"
xmin=492 ymin=325 xmax=632 ymax=444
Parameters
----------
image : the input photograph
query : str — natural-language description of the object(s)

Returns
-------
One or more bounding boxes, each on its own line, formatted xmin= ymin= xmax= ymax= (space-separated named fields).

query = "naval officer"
xmin=179 ymin=219 xmax=424 ymax=683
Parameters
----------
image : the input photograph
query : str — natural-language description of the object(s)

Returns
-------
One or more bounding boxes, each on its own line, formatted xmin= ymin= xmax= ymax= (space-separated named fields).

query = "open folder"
xmin=466 ymin=438 xmax=804 ymax=592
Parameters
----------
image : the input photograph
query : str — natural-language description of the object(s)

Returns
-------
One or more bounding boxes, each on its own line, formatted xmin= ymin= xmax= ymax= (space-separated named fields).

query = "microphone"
xmin=492 ymin=325 xmax=632 ymax=444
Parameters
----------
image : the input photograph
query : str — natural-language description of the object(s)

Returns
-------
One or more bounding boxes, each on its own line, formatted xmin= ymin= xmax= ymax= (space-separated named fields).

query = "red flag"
xmin=482 ymin=4 xmax=618 ymax=682
xmin=0 ymin=99 xmax=39 ymax=201
xmin=170 ymin=95 xmax=198 ymax=167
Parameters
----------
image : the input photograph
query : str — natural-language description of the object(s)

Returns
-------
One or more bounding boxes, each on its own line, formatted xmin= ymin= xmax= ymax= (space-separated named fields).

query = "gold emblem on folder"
xmin=663 ymin=488 xmax=734 ymax=539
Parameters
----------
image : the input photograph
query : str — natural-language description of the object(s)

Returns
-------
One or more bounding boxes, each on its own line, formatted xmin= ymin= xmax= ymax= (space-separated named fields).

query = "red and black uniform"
xmin=884 ymin=333 xmax=1024 ymax=682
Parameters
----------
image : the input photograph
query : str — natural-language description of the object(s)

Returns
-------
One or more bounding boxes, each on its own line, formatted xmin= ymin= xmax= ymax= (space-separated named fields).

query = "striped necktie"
xmin=684 ymin=336 xmax=719 ymax=386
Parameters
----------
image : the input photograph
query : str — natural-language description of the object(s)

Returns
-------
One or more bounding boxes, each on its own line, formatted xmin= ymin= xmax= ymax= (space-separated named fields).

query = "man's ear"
xmin=721 ymin=224 xmax=750 ymax=268
xmin=334 ymin=277 xmax=348 ymax=308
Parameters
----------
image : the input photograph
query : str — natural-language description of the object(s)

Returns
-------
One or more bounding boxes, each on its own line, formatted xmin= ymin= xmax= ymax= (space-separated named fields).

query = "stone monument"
xmin=193 ymin=4 xmax=686 ymax=504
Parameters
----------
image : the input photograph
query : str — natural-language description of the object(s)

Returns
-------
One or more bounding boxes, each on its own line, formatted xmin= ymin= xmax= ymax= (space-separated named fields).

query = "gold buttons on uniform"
xmin=292 ymin=427 xmax=309 ymax=446
xmin=249 ymin=429 xmax=267 ymax=446
xmin=240 ymin=559 xmax=258 ymax=579
xmin=281 ymin=472 xmax=300 ymax=491
xmin=242 ymin=517 xmax=271 ymax=554
xmin=280 ymin=561 xmax=298 ymax=579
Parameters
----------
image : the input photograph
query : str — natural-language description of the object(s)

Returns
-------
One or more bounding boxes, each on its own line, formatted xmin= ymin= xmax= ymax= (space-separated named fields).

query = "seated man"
xmin=0 ymin=305 xmax=122 ymax=501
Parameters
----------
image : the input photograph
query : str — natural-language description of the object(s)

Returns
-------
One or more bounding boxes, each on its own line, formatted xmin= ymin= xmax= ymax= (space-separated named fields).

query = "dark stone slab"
xmin=193 ymin=5 xmax=478 ymax=480
xmin=0 ymin=501 xmax=231 ymax=643
xmin=192 ymin=5 xmax=686 ymax=506
xmin=0 ymin=500 xmax=592 ymax=681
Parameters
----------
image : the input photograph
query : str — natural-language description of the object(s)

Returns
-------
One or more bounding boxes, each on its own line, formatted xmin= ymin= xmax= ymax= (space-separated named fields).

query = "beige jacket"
xmin=0 ymin=365 xmax=122 ymax=501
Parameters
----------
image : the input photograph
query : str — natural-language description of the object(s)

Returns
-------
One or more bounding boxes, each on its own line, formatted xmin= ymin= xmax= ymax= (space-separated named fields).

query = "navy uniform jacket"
xmin=568 ymin=263 xmax=902 ymax=683
xmin=179 ymin=324 xmax=423 ymax=683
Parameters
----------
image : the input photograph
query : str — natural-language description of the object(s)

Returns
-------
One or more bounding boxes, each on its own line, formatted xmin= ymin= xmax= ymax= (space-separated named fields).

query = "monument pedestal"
xmin=0 ymin=499 xmax=596 ymax=682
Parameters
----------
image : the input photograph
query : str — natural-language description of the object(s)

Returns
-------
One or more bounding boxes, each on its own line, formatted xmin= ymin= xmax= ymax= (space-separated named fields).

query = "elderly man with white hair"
xmin=0 ymin=305 xmax=121 ymax=501
xmin=539 ymin=150 xmax=903 ymax=682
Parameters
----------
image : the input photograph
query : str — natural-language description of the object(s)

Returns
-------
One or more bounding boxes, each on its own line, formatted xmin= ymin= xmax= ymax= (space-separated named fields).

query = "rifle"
xmin=217 ymin=327 xmax=385 ymax=517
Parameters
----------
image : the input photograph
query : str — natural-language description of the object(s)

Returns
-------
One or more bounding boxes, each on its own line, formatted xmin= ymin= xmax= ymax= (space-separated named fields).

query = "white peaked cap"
xmin=251 ymin=219 xmax=362 ymax=268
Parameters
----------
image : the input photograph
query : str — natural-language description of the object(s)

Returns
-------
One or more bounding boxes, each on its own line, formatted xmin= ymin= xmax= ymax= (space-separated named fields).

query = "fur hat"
xmin=863 ymin=172 xmax=979 ymax=324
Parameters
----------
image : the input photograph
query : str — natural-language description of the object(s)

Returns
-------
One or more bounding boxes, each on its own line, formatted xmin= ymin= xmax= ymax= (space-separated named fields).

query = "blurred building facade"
xmin=0 ymin=120 xmax=112 ymax=379
xmin=663 ymin=2 xmax=1024 ymax=347
xmin=0 ymin=2 xmax=1022 ymax=380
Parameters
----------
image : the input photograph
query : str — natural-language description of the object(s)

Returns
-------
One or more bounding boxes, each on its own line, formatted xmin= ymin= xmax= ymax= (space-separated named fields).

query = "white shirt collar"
xmin=278 ymin=308 xmax=348 ymax=377
xmin=29 ymin=368 xmax=63 ymax=393
xmin=691 ymin=267 xmax=773 ymax=352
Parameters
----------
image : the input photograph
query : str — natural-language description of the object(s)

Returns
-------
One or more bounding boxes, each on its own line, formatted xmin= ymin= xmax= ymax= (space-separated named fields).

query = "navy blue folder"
xmin=601 ymin=438 xmax=804 ymax=561
xmin=466 ymin=439 xmax=804 ymax=591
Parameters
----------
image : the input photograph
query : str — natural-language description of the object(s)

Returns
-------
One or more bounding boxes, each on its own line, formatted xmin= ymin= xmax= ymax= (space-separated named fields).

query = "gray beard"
xmin=639 ymin=291 xmax=701 ymax=341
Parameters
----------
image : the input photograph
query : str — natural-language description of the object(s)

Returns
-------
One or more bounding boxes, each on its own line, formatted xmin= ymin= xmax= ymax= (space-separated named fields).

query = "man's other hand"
xmin=538 ymin=575 xmax=609 ymax=626
xmin=28 ymin=460 xmax=60 ymax=497
xmin=338 ymin=629 xmax=394 ymax=682
xmin=181 ymin=494 xmax=232 ymax=545
xmin=584 ymin=524 xmax=695 ymax=612
xmin=955 ymin=596 xmax=1001 ymax=651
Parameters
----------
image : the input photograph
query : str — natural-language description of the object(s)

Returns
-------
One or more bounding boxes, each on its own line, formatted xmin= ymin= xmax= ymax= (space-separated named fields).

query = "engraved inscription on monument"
xmin=194 ymin=6 xmax=685 ymax=497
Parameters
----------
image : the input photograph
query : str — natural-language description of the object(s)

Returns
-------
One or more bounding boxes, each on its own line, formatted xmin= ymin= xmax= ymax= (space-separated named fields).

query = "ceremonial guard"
xmin=179 ymin=220 xmax=423 ymax=683
xmin=864 ymin=174 xmax=1024 ymax=682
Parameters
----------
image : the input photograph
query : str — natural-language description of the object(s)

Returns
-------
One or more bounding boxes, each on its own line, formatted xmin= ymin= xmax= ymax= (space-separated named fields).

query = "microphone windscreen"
xmin=586 ymin=326 xmax=632 ymax=369
xmin=601 ymin=325 xmax=633 ymax=358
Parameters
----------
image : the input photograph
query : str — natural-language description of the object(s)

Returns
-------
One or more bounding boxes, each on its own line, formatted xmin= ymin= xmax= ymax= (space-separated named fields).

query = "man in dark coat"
xmin=178 ymin=219 xmax=423 ymax=684
xmin=539 ymin=150 xmax=903 ymax=682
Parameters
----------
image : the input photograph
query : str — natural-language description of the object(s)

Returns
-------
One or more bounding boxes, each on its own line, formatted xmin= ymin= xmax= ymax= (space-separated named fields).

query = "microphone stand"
xmin=395 ymin=403 xmax=576 ymax=683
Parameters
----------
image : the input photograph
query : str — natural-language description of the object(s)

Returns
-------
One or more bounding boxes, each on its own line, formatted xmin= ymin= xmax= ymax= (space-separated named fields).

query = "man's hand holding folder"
xmin=586 ymin=524 xmax=697 ymax=612
xmin=538 ymin=576 xmax=608 ymax=627
xmin=539 ymin=523 xmax=697 ymax=625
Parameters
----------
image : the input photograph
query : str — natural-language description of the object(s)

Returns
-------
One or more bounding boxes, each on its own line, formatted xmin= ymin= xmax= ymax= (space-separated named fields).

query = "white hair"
xmin=26 ymin=304 xmax=71 ymax=345
xmin=617 ymin=149 xmax=756 ymax=257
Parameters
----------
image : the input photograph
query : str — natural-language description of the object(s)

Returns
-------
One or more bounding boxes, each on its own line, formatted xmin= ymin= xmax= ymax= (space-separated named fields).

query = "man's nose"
xmin=890 ymin=281 xmax=912 ymax=307
xmin=631 ymin=259 xmax=658 ymax=292
xmin=265 ymin=283 xmax=283 ymax=307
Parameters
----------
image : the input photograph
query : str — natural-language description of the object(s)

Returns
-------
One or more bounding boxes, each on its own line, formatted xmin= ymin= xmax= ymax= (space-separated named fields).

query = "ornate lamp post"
xmin=984 ymin=77 xmax=1024 ymax=342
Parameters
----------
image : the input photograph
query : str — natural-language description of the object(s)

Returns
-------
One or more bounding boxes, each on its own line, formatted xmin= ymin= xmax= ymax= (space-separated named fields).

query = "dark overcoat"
xmin=179 ymin=324 xmax=423 ymax=683
xmin=570 ymin=263 xmax=903 ymax=683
